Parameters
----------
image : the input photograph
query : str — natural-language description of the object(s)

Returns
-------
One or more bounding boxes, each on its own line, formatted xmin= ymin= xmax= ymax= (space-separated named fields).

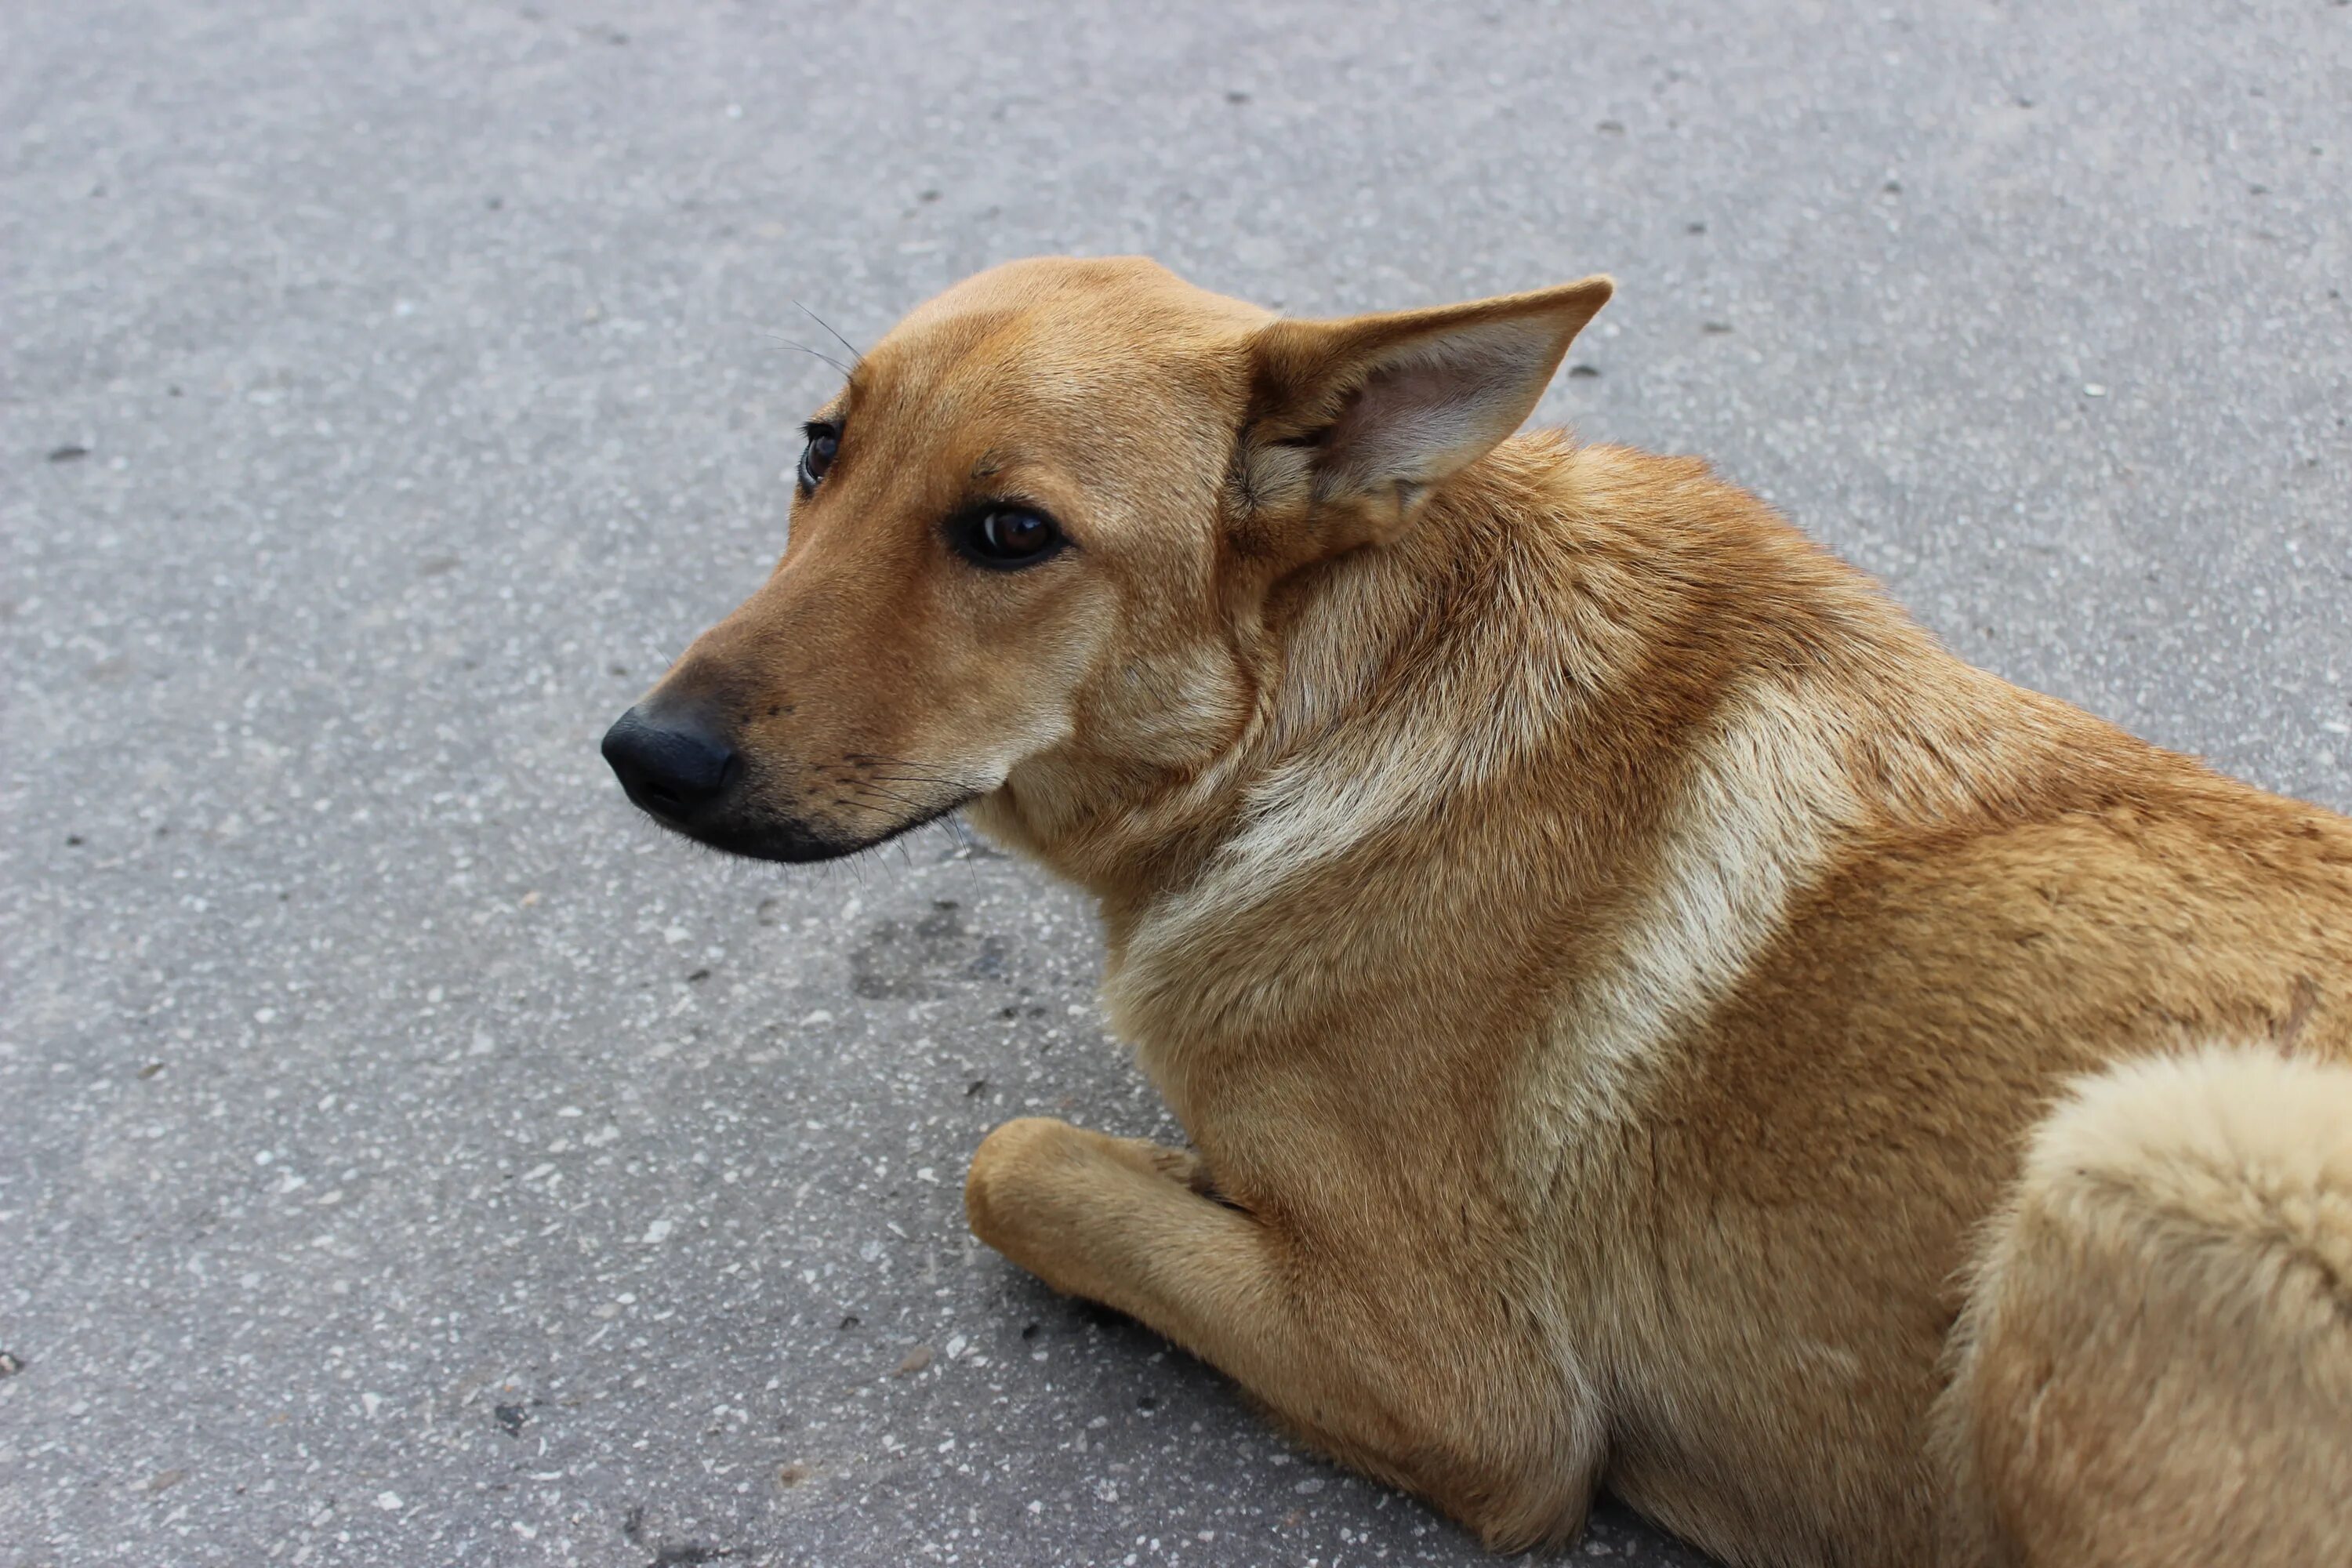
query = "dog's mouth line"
xmin=625 ymin=787 xmax=983 ymax=865
xmin=836 ymin=789 xmax=983 ymax=857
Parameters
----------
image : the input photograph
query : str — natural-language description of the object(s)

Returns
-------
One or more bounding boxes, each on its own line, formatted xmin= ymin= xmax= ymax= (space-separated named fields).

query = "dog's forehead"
xmin=854 ymin=257 xmax=1267 ymax=423
xmin=901 ymin=255 xmax=1267 ymax=342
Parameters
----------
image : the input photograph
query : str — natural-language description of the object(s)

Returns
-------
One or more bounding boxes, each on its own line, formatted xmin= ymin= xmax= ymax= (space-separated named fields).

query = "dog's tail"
xmin=1933 ymin=1045 xmax=2352 ymax=1568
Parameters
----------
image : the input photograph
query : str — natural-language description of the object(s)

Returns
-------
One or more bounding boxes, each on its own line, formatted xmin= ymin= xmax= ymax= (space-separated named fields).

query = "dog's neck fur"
xmin=978 ymin=430 xmax=2127 ymax=1097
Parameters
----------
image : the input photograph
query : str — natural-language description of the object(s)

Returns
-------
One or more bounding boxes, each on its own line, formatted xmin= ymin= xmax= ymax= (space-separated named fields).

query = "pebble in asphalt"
xmin=4 ymin=2 xmax=2347 ymax=1565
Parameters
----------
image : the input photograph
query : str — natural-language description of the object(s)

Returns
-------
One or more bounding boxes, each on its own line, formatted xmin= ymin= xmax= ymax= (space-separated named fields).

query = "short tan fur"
xmin=617 ymin=257 xmax=2352 ymax=1566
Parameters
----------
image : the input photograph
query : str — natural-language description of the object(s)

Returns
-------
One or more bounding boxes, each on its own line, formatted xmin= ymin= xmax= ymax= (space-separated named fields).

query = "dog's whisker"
xmin=757 ymin=330 xmax=855 ymax=379
xmin=792 ymin=299 xmax=864 ymax=367
xmin=834 ymin=773 xmax=934 ymax=802
xmin=839 ymin=782 xmax=933 ymax=815
xmin=855 ymin=761 xmax=971 ymax=786
xmin=843 ymin=751 xmax=958 ymax=773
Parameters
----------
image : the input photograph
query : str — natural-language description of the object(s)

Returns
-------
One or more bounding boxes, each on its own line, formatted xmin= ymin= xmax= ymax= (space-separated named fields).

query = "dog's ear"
xmin=1235 ymin=276 xmax=1613 ymax=557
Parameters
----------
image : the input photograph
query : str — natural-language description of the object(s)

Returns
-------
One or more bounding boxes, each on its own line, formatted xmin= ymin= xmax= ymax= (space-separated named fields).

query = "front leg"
xmin=964 ymin=1117 xmax=1602 ymax=1551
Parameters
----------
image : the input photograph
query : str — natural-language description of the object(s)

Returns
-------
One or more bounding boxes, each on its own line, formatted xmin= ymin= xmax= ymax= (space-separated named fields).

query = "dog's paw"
xmin=1096 ymin=1133 xmax=1216 ymax=1195
xmin=964 ymin=1119 xmax=1225 ymax=1288
xmin=964 ymin=1116 xmax=1081 ymax=1252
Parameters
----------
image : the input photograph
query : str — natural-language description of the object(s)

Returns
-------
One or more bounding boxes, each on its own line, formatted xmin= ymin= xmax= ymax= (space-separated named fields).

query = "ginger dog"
xmin=602 ymin=257 xmax=2352 ymax=1566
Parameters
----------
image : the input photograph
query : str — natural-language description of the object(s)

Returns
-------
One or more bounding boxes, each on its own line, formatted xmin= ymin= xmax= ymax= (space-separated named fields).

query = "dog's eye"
xmin=955 ymin=506 xmax=1062 ymax=569
xmin=797 ymin=422 xmax=840 ymax=492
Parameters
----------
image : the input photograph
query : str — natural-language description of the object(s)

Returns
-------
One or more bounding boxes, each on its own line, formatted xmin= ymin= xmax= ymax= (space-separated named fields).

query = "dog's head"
xmin=602 ymin=256 xmax=1608 ymax=866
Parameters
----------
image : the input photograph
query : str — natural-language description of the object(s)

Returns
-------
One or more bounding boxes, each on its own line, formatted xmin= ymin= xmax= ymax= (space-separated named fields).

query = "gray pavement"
xmin=3 ymin=2 xmax=2347 ymax=1565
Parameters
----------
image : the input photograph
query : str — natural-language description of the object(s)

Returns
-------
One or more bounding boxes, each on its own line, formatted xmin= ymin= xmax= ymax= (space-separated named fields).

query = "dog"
xmin=602 ymin=257 xmax=2352 ymax=1566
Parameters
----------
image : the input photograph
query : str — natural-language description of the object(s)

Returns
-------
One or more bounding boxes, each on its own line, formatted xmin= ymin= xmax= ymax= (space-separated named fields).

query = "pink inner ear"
xmin=1319 ymin=318 xmax=1559 ymax=492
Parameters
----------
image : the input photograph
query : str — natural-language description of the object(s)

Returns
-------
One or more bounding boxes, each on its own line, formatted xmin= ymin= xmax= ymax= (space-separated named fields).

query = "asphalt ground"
xmin=3 ymin=2 xmax=2347 ymax=1565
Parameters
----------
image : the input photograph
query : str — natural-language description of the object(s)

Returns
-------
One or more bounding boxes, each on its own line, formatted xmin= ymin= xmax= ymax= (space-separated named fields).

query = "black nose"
xmin=601 ymin=704 xmax=740 ymax=820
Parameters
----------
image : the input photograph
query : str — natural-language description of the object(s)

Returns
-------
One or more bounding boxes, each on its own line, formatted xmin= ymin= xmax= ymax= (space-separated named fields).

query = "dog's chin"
xmin=655 ymin=815 xmax=866 ymax=864
xmin=633 ymin=794 xmax=975 ymax=865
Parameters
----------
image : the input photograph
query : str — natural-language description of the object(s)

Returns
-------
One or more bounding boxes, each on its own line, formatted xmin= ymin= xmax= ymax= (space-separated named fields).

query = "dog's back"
xmin=1466 ymin=441 xmax=2352 ymax=1563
